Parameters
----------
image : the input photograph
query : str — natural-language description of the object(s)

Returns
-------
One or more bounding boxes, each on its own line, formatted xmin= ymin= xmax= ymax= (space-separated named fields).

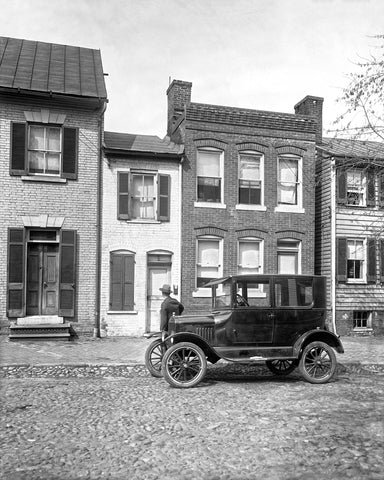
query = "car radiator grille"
xmin=195 ymin=326 xmax=214 ymax=342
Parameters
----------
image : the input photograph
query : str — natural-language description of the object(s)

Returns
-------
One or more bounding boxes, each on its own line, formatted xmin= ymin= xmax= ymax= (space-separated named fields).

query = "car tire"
xmin=145 ymin=339 xmax=166 ymax=378
xmin=162 ymin=342 xmax=207 ymax=388
xmin=299 ymin=341 xmax=337 ymax=384
xmin=265 ymin=359 xmax=298 ymax=376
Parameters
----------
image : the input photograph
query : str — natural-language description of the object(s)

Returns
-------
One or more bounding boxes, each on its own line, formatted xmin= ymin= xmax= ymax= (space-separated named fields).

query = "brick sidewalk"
xmin=0 ymin=335 xmax=383 ymax=367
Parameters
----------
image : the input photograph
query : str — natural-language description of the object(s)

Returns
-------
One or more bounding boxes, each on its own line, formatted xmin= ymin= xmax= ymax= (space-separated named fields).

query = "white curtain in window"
xmin=29 ymin=126 xmax=45 ymax=150
xmin=197 ymin=240 xmax=219 ymax=278
xmin=47 ymin=128 xmax=61 ymax=151
xmin=347 ymin=240 xmax=364 ymax=260
xmin=278 ymin=253 xmax=297 ymax=274
xmin=239 ymin=242 xmax=259 ymax=267
xmin=279 ymin=158 xmax=298 ymax=204
xmin=240 ymin=156 xmax=260 ymax=180
xmin=197 ymin=151 xmax=220 ymax=177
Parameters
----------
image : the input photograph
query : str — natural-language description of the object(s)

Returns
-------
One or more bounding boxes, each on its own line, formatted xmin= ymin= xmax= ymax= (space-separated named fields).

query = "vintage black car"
xmin=145 ymin=275 xmax=344 ymax=388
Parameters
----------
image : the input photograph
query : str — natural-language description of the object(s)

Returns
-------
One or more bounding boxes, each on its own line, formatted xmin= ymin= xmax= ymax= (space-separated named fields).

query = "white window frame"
xmin=237 ymin=238 xmax=263 ymax=274
xmin=27 ymin=124 xmax=62 ymax=176
xmin=346 ymin=238 xmax=366 ymax=283
xmin=130 ymin=172 xmax=157 ymax=220
xmin=194 ymin=148 xmax=226 ymax=209
xmin=352 ymin=311 xmax=372 ymax=330
xmin=275 ymin=154 xmax=304 ymax=213
xmin=236 ymin=151 xmax=266 ymax=211
xmin=193 ymin=236 xmax=223 ymax=297
xmin=277 ymin=239 xmax=302 ymax=274
xmin=346 ymin=169 xmax=367 ymax=207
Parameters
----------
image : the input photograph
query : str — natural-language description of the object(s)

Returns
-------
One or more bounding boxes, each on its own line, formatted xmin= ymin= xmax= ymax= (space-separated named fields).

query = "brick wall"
xmin=0 ymin=96 xmax=102 ymax=335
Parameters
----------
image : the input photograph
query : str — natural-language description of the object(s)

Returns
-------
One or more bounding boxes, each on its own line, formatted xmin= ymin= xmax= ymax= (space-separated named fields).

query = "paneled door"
xmin=147 ymin=266 xmax=170 ymax=332
xmin=26 ymin=243 xmax=59 ymax=316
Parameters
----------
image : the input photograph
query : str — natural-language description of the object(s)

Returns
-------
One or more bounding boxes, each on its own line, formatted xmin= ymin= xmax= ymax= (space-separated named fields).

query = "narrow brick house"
xmin=166 ymin=80 xmax=320 ymax=314
xmin=101 ymin=132 xmax=183 ymax=335
xmin=316 ymin=137 xmax=384 ymax=335
xmin=0 ymin=37 xmax=107 ymax=338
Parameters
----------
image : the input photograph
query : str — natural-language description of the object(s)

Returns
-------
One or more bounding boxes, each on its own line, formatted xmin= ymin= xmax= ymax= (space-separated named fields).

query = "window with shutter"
xmin=110 ymin=252 xmax=135 ymax=311
xmin=7 ymin=228 xmax=26 ymax=317
xmin=367 ymin=238 xmax=377 ymax=283
xmin=117 ymin=171 xmax=171 ymax=222
xmin=337 ymin=170 xmax=347 ymax=205
xmin=10 ymin=122 xmax=78 ymax=180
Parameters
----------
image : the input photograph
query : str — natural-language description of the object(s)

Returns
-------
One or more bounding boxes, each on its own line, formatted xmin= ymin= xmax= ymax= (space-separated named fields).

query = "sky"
xmin=2 ymin=0 xmax=384 ymax=137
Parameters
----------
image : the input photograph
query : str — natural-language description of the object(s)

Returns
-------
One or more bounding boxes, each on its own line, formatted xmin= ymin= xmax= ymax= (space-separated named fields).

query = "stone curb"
xmin=0 ymin=362 xmax=383 ymax=378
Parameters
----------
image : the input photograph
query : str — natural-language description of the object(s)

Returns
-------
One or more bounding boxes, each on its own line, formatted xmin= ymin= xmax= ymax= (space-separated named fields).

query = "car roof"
xmin=204 ymin=274 xmax=325 ymax=287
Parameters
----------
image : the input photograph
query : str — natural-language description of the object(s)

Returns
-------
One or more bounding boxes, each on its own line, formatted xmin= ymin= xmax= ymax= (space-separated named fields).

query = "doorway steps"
xmin=9 ymin=316 xmax=71 ymax=341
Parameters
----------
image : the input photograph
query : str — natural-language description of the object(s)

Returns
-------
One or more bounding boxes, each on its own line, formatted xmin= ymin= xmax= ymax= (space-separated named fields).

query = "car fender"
xmin=165 ymin=332 xmax=221 ymax=364
xmin=293 ymin=329 xmax=344 ymax=357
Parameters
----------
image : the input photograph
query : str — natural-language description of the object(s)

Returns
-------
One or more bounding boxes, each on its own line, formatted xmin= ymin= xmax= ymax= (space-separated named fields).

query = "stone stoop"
xmin=9 ymin=316 xmax=71 ymax=341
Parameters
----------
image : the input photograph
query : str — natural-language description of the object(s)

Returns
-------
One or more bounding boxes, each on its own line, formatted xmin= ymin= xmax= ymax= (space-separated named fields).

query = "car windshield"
xmin=212 ymin=279 xmax=232 ymax=309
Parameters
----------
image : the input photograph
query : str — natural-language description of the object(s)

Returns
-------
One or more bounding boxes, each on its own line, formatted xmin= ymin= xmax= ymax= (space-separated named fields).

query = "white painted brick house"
xmin=101 ymin=132 xmax=183 ymax=336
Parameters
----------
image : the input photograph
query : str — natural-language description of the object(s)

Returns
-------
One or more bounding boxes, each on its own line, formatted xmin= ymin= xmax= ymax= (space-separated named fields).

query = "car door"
xmin=229 ymin=278 xmax=274 ymax=344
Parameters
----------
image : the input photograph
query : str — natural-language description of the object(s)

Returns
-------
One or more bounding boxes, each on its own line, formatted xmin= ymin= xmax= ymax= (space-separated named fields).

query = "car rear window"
xmin=275 ymin=278 xmax=313 ymax=307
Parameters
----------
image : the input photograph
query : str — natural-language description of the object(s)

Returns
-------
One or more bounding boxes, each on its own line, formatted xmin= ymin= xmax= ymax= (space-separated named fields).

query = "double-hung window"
xmin=277 ymin=155 xmax=303 ymax=212
xmin=196 ymin=236 xmax=222 ymax=291
xmin=347 ymin=239 xmax=365 ymax=281
xmin=346 ymin=169 xmax=366 ymax=206
xmin=277 ymin=239 xmax=301 ymax=274
xmin=118 ymin=171 xmax=170 ymax=221
xmin=11 ymin=121 xmax=78 ymax=180
xmin=196 ymin=148 xmax=223 ymax=204
xmin=238 ymin=152 xmax=263 ymax=206
xmin=28 ymin=125 xmax=62 ymax=175
xmin=238 ymin=239 xmax=262 ymax=275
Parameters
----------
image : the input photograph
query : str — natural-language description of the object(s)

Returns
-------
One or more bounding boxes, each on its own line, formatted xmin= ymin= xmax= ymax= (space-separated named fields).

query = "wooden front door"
xmin=147 ymin=267 xmax=170 ymax=332
xmin=26 ymin=243 xmax=59 ymax=316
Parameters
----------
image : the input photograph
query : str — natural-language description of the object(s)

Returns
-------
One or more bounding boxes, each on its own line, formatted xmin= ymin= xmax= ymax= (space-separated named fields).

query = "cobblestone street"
xmin=1 ymin=366 xmax=383 ymax=480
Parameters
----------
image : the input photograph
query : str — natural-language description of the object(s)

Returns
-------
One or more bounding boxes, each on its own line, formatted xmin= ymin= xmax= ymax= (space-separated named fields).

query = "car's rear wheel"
xmin=299 ymin=341 xmax=337 ymax=384
xmin=145 ymin=339 xmax=166 ymax=377
xmin=266 ymin=359 xmax=298 ymax=376
xmin=162 ymin=342 xmax=207 ymax=388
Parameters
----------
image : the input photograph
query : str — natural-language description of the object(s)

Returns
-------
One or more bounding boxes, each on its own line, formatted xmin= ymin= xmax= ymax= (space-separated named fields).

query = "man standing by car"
xmin=159 ymin=284 xmax=184 ymax=332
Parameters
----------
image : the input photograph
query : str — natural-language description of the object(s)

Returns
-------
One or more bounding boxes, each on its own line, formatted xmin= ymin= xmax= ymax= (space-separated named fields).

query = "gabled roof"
xmin=319 ymin=137 xmax=384 ymax=160
xmin=104 ymin=131 xmax=184 ymax=157
xmin=186 ymin=102 xmax=317 ymax=134
xmin=0 ymin=36 xmax=107 ymax=99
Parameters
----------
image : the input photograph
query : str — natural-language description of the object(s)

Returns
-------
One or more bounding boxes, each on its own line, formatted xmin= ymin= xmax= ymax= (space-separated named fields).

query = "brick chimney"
xmin=294 ymin=96 xmax=324 ymax=144
xmin=166 ymin=79 xmax=192 ymax=135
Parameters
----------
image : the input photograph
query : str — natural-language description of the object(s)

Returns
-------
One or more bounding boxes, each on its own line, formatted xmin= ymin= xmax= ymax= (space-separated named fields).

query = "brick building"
xmin=101 ymin=132 xmax=183 ymax=335
xmin=0 ymin=37 xmax=107 ymax=338
xmin=166 ymin=80 xmax=321 ymax=314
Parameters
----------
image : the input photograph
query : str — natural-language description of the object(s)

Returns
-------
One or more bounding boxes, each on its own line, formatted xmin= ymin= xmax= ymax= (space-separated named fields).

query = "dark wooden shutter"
xmin=117 ymin=172 xmax=130 ymax=219
xmin=158 ymin=174 xmax=171 ymax=221
xmin=7 ymin=228 xmax=26 ymax=317
xmin=367 ymin=170 xmax=375 ymax=207
xmin=367 ymin=238 xmax=377 ymax=283
xmin=380 ymin=240 xmax=384 ymax=282
xmin=123 ymin=255 xmax=134 ymax=310
xmin=337 ymin=170 xmax=347 ymax=205
xmin=10 ymin=122 xmax=27 ymax=175
xmin=110 ymin=253 xmax=134 ymax=310
xmin=59 ymin=230 xmax=76 ymax=317
xmin=62 ymin=127 xmax=78 ymax=179
xmin=336 ymin=237 xmax=347 ymax=282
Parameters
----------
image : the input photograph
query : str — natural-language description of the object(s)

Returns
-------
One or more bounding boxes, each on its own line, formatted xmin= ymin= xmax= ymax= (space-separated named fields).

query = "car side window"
xmin=236 ymin=281 xmax=270 ymax=307
xmin=275 ymin=278 xmax=313 ymax=307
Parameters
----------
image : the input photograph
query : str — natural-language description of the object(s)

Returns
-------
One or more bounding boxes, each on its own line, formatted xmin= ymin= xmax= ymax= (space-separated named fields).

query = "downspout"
xmin=178 ymin=156 xmax=184 ymax=302
xmin=330 ymin=156 xmax=337 ymax=335
xmin=94 ymin=100 xmax=108 ymax=338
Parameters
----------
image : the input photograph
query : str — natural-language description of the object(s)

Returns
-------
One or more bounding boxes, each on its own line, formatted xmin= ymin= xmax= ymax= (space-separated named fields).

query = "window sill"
xmin=123 ymin=219 xmax=161 ymax=224
xmin=346 ymin=280 xmax=367 ymax=285
xmin=236 ymin=204 xmax=267 ymax=211
xmin=274 ymin=206 xmax=305 ymax=214
xmin=22 ymin=175 xmax=67 ymax=184
xmin=107 ymin=310 xmax=138 ymax=315
xmin=194 ymin=202 xmax=227 ymax=209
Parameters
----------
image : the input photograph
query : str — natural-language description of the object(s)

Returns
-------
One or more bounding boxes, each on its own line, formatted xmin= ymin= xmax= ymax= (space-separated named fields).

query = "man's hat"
xmin=159 ymin=284 xmax=172 ymax=294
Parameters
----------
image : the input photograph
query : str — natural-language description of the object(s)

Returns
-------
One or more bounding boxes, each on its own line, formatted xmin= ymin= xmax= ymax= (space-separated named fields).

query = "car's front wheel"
xmin=162 ymin=342 xmax=207 ymax=388
xmin=266 ymin=359 xmax=298 ymax=376
xmin=145 ymin=339 xmax=166 ymax=377
xmin=299 ymin=341 xmax=337 ymax=384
